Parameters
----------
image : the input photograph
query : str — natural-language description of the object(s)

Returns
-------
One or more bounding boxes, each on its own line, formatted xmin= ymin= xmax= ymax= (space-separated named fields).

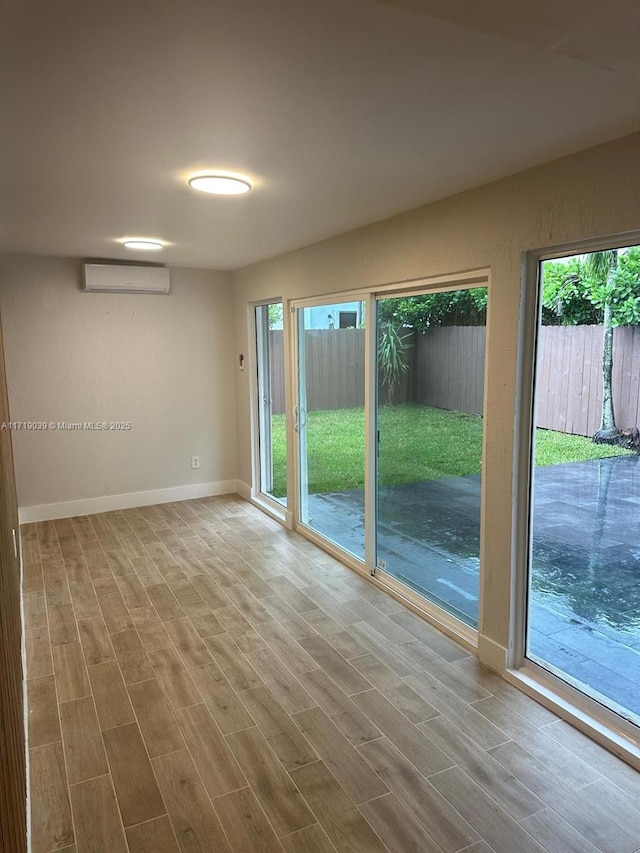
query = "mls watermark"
xmin=1 ymin=421 xmax=132 ymax=431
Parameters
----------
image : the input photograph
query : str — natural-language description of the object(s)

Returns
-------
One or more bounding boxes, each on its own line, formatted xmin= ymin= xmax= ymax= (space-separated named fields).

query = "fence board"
xmin=631 ymin=326 xmax=640 ymax=426
xmin=587 ymin=327 xmax=602 ymax=434
xmin=619 ymin=327 xmax=632 ymax=430
xmin=269 ymin=330 xmax=285 ymax=414
xmin=566 ymin=326 xmax=582 ymax=434
xmin=577 ymin=324 xmax=590 ymax=433
xmin=549 ymin=328 xmax=565 ymax=432
xmin=535 ymin=326 xmax=549 ymax=428
xmin=556 ymin=327 xmax=573 ymax=432
xmin=612 ymin=328 xmax=624 ymax=431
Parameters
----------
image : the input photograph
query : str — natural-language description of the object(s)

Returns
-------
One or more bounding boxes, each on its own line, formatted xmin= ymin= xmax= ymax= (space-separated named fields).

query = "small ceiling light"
xmin=188 ymin=174 xmax=252 ymax=195
xmin=121 ymin=239 xmax=164 ymax=251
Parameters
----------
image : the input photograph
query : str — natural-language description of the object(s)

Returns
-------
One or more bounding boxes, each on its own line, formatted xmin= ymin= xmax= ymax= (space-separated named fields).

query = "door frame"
xmin=255 ymin=303 xmax=275 ymax=496
xmin=0 ymin=314 xmax=27 ymax=852
xmin=247 ymin=299 xmax=291 ymax=524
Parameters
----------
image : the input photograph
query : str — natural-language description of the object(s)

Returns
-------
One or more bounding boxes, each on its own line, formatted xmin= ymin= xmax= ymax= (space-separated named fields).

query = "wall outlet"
xmin=191 ymin=456 xmax=200 ymax=470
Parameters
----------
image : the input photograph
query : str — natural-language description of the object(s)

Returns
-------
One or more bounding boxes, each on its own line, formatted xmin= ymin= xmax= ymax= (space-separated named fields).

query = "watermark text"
xmin=1 ymin=421 xmax=132 ymax=431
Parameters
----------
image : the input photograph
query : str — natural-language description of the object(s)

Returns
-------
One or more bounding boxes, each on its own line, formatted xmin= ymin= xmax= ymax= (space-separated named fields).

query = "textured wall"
xmin=231 ymin=131 xmax=640 ymax=654
xmin=0 ymin=256 xmax=237 ymax=508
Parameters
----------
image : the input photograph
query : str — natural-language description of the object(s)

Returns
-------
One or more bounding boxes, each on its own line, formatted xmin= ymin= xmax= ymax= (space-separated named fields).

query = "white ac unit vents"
xmin=82 ymin=263 xmax=170 ymax=294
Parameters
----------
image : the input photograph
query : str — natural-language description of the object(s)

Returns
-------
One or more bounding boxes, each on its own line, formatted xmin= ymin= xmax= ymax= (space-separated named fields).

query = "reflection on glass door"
xmin=255 ymin=302 xmax=286 ymax=505
xmin=297 ymin=301 xmax=365 ymax=560
xmin=526 ymin=245 xmax=640 ymax=726
xmin=375 ymin=288 xmax=487 ymax=627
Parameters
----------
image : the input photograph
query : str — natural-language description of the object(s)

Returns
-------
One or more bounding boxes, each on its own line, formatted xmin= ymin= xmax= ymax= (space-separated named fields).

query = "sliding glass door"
xmin=297 ymin=300 xmax=366 ymax=560
xmin=288 ymin=276 xmax=488 ymax=638
xmin=375 ymin=288 xmax=487 ymax=627
xmin=255 ymin=302 xmax=286 ymax=505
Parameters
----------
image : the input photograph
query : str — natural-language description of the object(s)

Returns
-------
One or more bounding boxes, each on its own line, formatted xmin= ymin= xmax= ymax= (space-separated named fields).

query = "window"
xmin=339 ymin=311 xmax=358 ymax=329
xmin=524 ymin=243 xmax=640 ymax=727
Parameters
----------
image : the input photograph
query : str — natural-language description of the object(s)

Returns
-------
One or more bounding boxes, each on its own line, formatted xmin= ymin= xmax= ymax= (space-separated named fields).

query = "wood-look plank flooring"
xmin=23 ymin=495 xmax=640 ymax=853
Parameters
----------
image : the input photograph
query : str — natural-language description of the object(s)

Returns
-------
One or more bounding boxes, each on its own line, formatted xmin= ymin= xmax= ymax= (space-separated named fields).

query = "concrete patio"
xmin=308 ymin=454 xmax=640 ymax=723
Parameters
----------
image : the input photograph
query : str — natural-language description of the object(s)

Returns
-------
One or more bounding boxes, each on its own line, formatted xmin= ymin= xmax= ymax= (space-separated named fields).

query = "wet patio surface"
xmin=308 ymin=454 xmax=640 ymax=723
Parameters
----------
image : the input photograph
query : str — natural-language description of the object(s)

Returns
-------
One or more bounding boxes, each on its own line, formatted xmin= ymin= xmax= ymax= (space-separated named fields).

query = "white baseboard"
xmin=18 ymin=479 xmax=239 ymax=523
xmin=477 ymin=633 xmax=509 ymax=673
xmin=236 ymin=479 xmax=252 ymax=500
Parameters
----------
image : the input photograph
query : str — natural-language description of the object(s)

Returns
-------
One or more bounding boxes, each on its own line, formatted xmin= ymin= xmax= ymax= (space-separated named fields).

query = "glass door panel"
xmin=297 ymin=301 xmax=366 ymax=560
xmin=526 ymin=246 xmax=640 ymax=726
xmin=255 ymin=302 xmax=286 ymax=505
xmin=375 ymin=288 xmax=487 ymax=627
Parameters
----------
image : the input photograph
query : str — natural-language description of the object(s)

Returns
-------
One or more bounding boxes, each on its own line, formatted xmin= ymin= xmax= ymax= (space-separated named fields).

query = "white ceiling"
xmin=2 ymin=0 xmax=639 ymax=270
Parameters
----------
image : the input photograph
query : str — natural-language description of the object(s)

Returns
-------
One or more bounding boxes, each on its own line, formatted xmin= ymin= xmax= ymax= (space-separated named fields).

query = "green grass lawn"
xmin=269 ymin=404 xmax=632 ymax=496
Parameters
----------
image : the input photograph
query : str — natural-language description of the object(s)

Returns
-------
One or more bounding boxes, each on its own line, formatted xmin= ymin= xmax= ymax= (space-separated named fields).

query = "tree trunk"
xmin=593 ymin=254 xmax=620 ymax=444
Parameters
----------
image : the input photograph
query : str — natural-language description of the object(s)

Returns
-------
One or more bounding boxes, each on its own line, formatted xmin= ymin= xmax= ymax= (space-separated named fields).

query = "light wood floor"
xmin=23 ymin=495 xmax=640 ymax=853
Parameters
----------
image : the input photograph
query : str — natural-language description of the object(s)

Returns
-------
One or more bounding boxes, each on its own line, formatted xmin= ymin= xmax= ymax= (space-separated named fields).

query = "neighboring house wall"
xmin=271 ymin=302 xmax=364 ymax=330
xmin=231 ymin=131 xmax=640 ymax=658
xmin=0 ymin=256 xmax=237 ymax=517
xmin=305 ymin=301 xmax=364 ymax=329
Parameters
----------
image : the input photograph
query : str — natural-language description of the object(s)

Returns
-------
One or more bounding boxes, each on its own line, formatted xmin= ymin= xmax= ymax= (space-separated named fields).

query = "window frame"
xmin=510 ymin=231 xmax=640 ymax=766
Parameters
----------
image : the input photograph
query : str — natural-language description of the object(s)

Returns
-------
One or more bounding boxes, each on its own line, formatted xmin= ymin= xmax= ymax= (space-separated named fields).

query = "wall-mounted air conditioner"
xmin=82 ymin=263 xmax=170 ymax=294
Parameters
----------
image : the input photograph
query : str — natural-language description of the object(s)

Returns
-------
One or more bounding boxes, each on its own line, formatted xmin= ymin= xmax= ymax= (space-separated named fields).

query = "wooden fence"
xmin=301 ymin=329 xmax=366 ymax=412
xmin=536 ymin=325 xmax=640 ymax=436
xmin=411 ymin=326 xmax=485 ymax=415
xmin=268 ymin=330 xmax=366 ymax=413
xmin=268 ymin=325 xmax=640 ymax=436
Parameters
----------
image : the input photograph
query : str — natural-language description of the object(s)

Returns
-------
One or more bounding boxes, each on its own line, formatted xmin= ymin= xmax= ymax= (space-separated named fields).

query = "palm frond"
xmin=583 ymin=249 xmax=618 ymax=282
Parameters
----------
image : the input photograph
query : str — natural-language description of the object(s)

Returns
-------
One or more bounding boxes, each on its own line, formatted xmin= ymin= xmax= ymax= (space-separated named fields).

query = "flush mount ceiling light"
xmin=121 ymin=239 xmax=164 ymax=251
xmin=188 ymin=173 xmax=252 ymax=195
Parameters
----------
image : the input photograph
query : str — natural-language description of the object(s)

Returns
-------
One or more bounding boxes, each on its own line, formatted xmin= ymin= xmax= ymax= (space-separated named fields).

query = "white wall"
xmin=0 ymin=256 xmax=237 ymax=516
xmin=231 ymin=131 xmax=640 ymax=659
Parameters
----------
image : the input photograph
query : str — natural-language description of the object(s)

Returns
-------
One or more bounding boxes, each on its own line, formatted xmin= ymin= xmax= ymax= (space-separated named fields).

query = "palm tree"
xmin=584 ymin=249 xmax=619 ymax=444
xmin=378 ymin=324 xmax=409 ymax=404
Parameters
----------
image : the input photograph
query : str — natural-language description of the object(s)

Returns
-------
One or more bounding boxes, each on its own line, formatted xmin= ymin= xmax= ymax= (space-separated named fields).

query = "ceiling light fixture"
xmin=188 ymin=174 xmax=252 ymax=195
xmin=121 ymin=239 xmax=164 ymax=251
